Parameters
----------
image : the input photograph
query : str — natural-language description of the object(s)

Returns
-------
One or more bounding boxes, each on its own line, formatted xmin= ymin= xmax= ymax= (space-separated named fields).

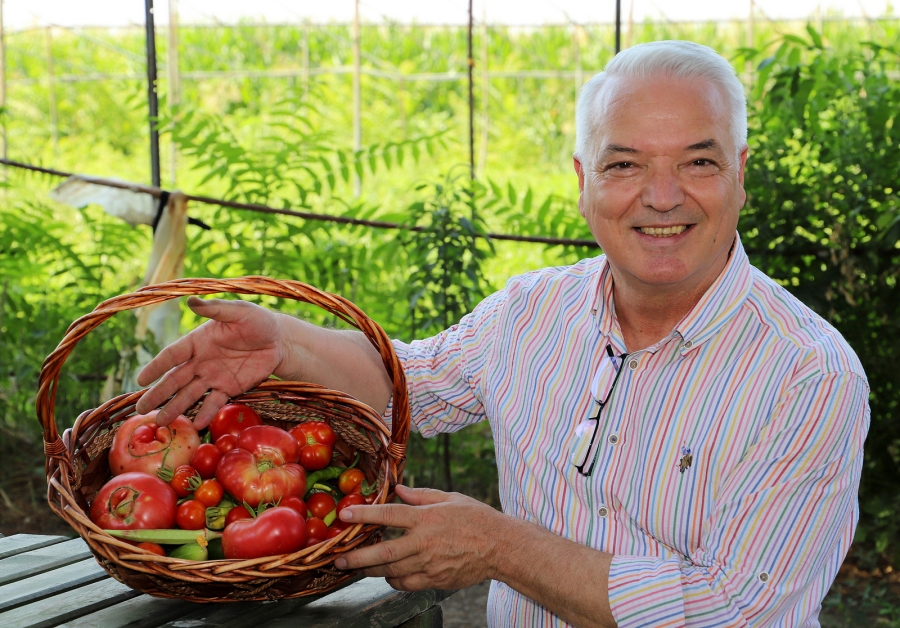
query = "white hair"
xmin=575 ymin=40 xmax=747 ymax=166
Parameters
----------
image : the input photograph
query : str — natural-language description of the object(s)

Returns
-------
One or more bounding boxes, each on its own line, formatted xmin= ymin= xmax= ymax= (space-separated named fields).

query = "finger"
xmin=136 ymin=334 xmax=197 ymax=389
xmin=338 ymin=503 xmax=419 ymax=529
xmin=186 ymin=296 xmax=256 ymax=324
xmin=386 ymin=574 xmax=432 ymax=592
xmin=156 ymin=376 xmax=210 ymax=426
xmin=136 ymin=360 xmax=198 ymax=415
xmin=192 ymin=389 xmax=230 ymax=429
xmin=394 ymin=485 xmax=452 ymax=506
xmin=335 ymin=537 xmax=418 ymax=571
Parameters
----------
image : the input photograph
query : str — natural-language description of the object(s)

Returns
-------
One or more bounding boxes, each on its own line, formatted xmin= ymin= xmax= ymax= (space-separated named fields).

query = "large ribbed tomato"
xmin=216 ymin=425 xmax=306 ymax=507
xmin=222 ymin=506 xmax=307 ymax=559
xmin=108 ymin=411 xmax=200 ymax=477
xmin=89 ymin=472 xmax=177 ymax=530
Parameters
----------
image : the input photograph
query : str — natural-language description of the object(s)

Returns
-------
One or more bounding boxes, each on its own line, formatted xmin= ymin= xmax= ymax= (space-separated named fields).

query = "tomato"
xmin=298 ymin=444 xmax=333 ymax=472
xmin=109 ymin=412 xmax=200 ymax=477
xmin=279 ymin=496 xmax=308 ymax=519
xmin=336 ymin=493 xmax=366 ymax=517
xmin=305 ymin=517 xmax=328 ymax=540
xmin=290 ymin=422 xmax=336 ymax=472
xmin=306 ymin=493 xmax=336 ymax=520
xmin=176 ymin=499 xmax=207 ymax=530
xmin=217 ymin=429 xmax=306 ymax=507
xmin=210 ymin=404 xmax=263 ymax=442
xmin=215 ymin=433 xmax=238 ymax=454
xmin=225 ymin=505 xmax=253 ymax=527
xmin=194 ymin=479 xmax=224 ymax=507
xmin=90 ymin=472 xmax=177 ymax=530
xmin=326 ymin=526 xmax=346 ymax=540
xmin=337 ymin=468 xmax=365 ymax=495
xmin=137 ymin=542 xmax=166 ymax=556
xmin=168 ymin=465 xmax=201 ymax=498
xmin=222 ymin=506 xmax=307 ymax=559
xmin=190 ymin=443 xmax=223 ymax=479
xmin=304 ymin=537 xmax=324 ymax=548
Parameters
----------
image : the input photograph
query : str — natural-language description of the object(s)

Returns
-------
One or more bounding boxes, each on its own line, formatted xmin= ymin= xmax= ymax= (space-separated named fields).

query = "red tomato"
xmin=215 ymin=433 xmax=238 ymax=454
xmin=304 ymin=537 xmax=323 ymax=548
xmin=210 ymin=404 xmax=263 ymax=442
xmin=217 ymin=448 xmax=306 ymax=508
xmin=176 ymin=500 xmax=207 ymax=530
xmin=236 ymin=425 xmax=301 ymax=463
xmin=190 ymin=443 xmax=223 ymax=479
xmin=109 ymin=412 xmax=200 ymax=477
xmin=194 ymin=479 xmax=224 ymax=507
xmin=169 ymin=465 xmax=201 ymax=498
xmin=137 ymin=542 xmax=166 ymax=556
xmin=291 ymin=421 xmax=336 ymax=449
xmin=305 ymin=517 xmax=328 ymax=540
xmin=326 ymin=525 xmax=346 ymax=540
xmin=336 ymin=493 xmax=366 ymax=517
xmin=222 ymin=506 xmax=307 ymax=559
xmin=306 ymin=493 xmax=336 ymax=520
xmin=225 ymin=505 xmax=253 ymax=527
xmin=279 ymin=496 xmax=308 ymax=519
xmin=337 ymin=469 xmax=365 ymax=495
xmin=299 ymin=444 xmax=333 ymax=472
xmin=90 ymin=473 xmax=177 ymax=530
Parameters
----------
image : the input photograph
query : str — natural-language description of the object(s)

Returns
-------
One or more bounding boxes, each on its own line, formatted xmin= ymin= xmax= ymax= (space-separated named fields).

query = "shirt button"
xmin=608 ymin=433 xmax=619 ymax=445
xmin=758 ymin=572 xmax=770 ymax=583
xmin=628 ymin=359 xmax=638 ymax=370
xmin=598 ymin=506 xmax=609 ymax=518
xmin=684 ymin=340 xmax=693 ymax=349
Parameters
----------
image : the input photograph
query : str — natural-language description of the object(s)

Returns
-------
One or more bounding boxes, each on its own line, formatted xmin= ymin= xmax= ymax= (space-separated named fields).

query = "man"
xmin=137 ymin=41 xmax=869 ymax=626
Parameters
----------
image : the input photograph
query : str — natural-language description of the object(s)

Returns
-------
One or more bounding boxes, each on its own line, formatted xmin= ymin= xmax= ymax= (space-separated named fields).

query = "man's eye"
xmin=691 ymin=159 xmax=715 ymax=167
xmin=609 ymin=162 xmax=634 ymax=170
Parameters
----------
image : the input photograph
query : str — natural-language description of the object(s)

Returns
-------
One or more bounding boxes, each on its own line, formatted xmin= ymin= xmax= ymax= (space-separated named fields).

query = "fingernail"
xmin=335 ymin=558 xmax=347 ymax=569
xmin=340 ymin=509 xmax=353 ymax=521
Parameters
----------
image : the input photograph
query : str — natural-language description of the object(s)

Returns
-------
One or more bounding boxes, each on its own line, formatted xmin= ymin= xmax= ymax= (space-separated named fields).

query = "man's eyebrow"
xmin=686 ymin=139 xmax=721 ymax=152
xmin=601 ymin=143 xmax=639 ymax=157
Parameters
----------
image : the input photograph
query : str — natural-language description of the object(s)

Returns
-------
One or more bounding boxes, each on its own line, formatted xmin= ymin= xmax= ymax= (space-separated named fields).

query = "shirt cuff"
xmin=608 ymin=555 xmax=687 ymax=627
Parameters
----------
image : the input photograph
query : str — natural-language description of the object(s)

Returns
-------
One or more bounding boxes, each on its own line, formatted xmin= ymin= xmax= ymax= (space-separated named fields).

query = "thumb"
xmin=394 ymin=484 xmax=451 ymax=506
xmin=187 ymin=296 xmax=257 ymax=324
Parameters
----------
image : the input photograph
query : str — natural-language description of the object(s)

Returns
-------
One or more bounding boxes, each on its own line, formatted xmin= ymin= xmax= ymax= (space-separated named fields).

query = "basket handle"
xmin=36 ymin=276 xmax=410 ymax=462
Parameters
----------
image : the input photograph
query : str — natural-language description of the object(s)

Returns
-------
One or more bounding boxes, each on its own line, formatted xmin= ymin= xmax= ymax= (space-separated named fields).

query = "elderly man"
xmin=137 ymin=41 xmax=868 ymax=626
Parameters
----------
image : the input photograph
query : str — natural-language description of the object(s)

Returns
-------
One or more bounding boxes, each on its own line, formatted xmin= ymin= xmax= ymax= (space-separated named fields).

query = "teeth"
xmin=638 ymin=225 xmax=688 ymax=237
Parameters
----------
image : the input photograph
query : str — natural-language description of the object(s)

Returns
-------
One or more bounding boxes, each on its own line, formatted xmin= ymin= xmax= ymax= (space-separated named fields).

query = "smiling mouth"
xmin=636 ymin=225 xmax=690 ymax=237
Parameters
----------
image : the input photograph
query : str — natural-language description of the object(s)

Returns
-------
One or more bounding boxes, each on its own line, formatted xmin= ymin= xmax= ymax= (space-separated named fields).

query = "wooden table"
xmin=0 ymin=533 xmax=454 ymax=627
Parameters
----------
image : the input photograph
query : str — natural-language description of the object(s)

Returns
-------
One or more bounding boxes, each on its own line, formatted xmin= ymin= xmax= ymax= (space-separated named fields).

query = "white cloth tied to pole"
xmin=50 ymin=175 xmax=159 ymax=226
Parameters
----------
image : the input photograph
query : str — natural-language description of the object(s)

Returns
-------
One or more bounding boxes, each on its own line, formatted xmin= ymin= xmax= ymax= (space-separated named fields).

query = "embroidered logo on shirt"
xmin=678 ymin=446 xmax=693 ymax=473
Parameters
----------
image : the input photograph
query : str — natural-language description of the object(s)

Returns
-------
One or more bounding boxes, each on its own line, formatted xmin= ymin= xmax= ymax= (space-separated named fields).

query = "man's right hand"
xmin=135 ymin=296 xmax=286 ymax=428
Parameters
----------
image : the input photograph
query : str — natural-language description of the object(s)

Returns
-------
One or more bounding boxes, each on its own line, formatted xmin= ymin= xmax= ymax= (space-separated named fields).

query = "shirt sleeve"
xmin=607 ymin=370 xmax=870 ymax=628
xmin=385 ymin=289 xmax=507 ymax=438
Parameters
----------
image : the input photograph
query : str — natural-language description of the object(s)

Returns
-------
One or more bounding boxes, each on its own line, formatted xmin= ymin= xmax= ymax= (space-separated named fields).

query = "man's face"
xmin=574 ymin=75 xmax=748 ymax=296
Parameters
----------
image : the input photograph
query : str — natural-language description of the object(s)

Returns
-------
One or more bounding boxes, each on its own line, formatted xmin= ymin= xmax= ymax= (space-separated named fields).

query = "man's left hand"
xmin=333 ymin=484 xmax=503 ymax=591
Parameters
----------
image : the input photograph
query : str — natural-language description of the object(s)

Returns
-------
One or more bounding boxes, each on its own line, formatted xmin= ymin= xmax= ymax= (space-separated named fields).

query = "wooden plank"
xmin=59 ymin=594 xmax=199 ymax=628
xmin=148 ymin=592 xmax=327 ymax=628
xmin=0 ymin=577 xmax=140 ymax=628
xmin=0 ymin=534 xmax=69 ymax=560
xmin=259 ymin=578 xmax=455 ymax=628
xmin=0 ymin=558 xmax=108 ymax=612
xmin=0 ymin=538 xmax=91 ymax=586
xmin=397 ymin=605 xmax=443 ymax=628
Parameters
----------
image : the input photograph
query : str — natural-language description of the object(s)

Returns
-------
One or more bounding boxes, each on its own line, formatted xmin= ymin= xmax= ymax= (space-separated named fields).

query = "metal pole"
xmin=478 ymin=1 xmax=489 ymax=178
xmin=167 ymin=0 xmax=180 ymax=187
xmin=0 ymin=0 xmax=6 ymax=164
xmin=615 ymin=0 xmax=622 ymax=54
xmin=145 ymin=0 xmax=161 ymax=188
xmin=467 ymin=0 xmax=475 ymax=181
xmin=352 ymin=0 xmax=361 ymax=197
xmin=46 ymin=27 xmax=58 ymax=151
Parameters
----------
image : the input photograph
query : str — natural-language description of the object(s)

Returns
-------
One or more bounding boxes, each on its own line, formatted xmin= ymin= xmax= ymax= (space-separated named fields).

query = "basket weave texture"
xmin=35 ymin=276 xmax=410 ymax=602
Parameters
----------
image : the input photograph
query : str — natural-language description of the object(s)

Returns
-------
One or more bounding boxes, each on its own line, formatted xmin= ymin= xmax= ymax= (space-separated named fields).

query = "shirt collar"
xmin=590 ymin=232 xmax=753 ymax=354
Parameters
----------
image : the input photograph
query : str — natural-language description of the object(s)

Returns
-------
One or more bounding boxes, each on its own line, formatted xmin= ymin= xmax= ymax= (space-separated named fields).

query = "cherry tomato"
xmin=225 ymin=505 xmax=253 ymax=527
xmin=210 ymin=404 xmax=263 ymax=442
xmin=304 ymin=537 xmax=324 ymax=548
xmin=109 ymin=412 xmax=200 ymax=477
xmin=194 ymin=479 xmax=224 ymax=507
xmin=280 ymin=496 xmax=308 ymax=519
xmin=167 ymin=465 xmax=201 ymax=498
xmin=90 ymin=473 xmax=177 ymax=530
xmin=291 ymin=421 xmax=336 ymax=449
xmin=327 ymin=525 xmax=347 ymax=540
xmin=215 ymin=433 xmax=238 ymax=454
xmin=222 ymin=506 xmax=307 ymax=559
xmin=336 ymin=493 xmax=366 ymax=517
xmin=190 ymin=443 xmax=223 ymax=479
xmin=176 ymin=500 xmax=207 ymax=530
xmin=298 ymin=444 xmax=332 ymax=472
xmin=337 ymin=468 xmax=365 ymax=495
xmin=306 ymin=493 xmax=336 ymax=520
xmin=306 ymin=517 xmax=328 ymax=540
xmin=137 ymin=542 xmax=166 ymax=556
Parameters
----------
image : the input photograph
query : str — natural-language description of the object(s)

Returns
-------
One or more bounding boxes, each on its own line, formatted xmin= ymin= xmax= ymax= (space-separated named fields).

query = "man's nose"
xmin=640 ymin=167 xmax=685 ymax=212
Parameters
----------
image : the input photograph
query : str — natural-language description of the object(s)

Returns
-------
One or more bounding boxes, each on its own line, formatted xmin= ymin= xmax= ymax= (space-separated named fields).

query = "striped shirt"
xmin=392 ymin=234 xmax=870 ymax=627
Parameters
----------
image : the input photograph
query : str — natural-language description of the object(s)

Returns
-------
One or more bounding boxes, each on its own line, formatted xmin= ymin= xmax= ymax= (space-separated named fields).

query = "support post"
xmin=615 ymin=0 xmax=621 ymax=54
xmin=145 ymin=0 xmax=161 ymax=188
xmin=46 ymin=27 xmax=58 ymax=151
xmin=167 ymin=0 xmax=180 ymax=187
xmin=0 ymin=0 xmax=6 ymax=165
xmin=352 ymin=0 xmax=361 ymax=197
xmin=467 ymin=0 xmax=475 ymax=181
xmin=478 ymin=2 xmax=489 ymax=178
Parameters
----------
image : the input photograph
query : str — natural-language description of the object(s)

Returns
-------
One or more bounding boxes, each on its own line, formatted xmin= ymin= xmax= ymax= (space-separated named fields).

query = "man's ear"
xmin=738 ymin=146 xmax=748 ymax=186
xmin=574 ymin=156 xmax=586 ymax=216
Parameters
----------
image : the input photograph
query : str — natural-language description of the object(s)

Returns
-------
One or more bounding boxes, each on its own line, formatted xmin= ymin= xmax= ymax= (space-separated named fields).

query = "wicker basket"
xmin=35 ymin=276 xmax=410 ymax=602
